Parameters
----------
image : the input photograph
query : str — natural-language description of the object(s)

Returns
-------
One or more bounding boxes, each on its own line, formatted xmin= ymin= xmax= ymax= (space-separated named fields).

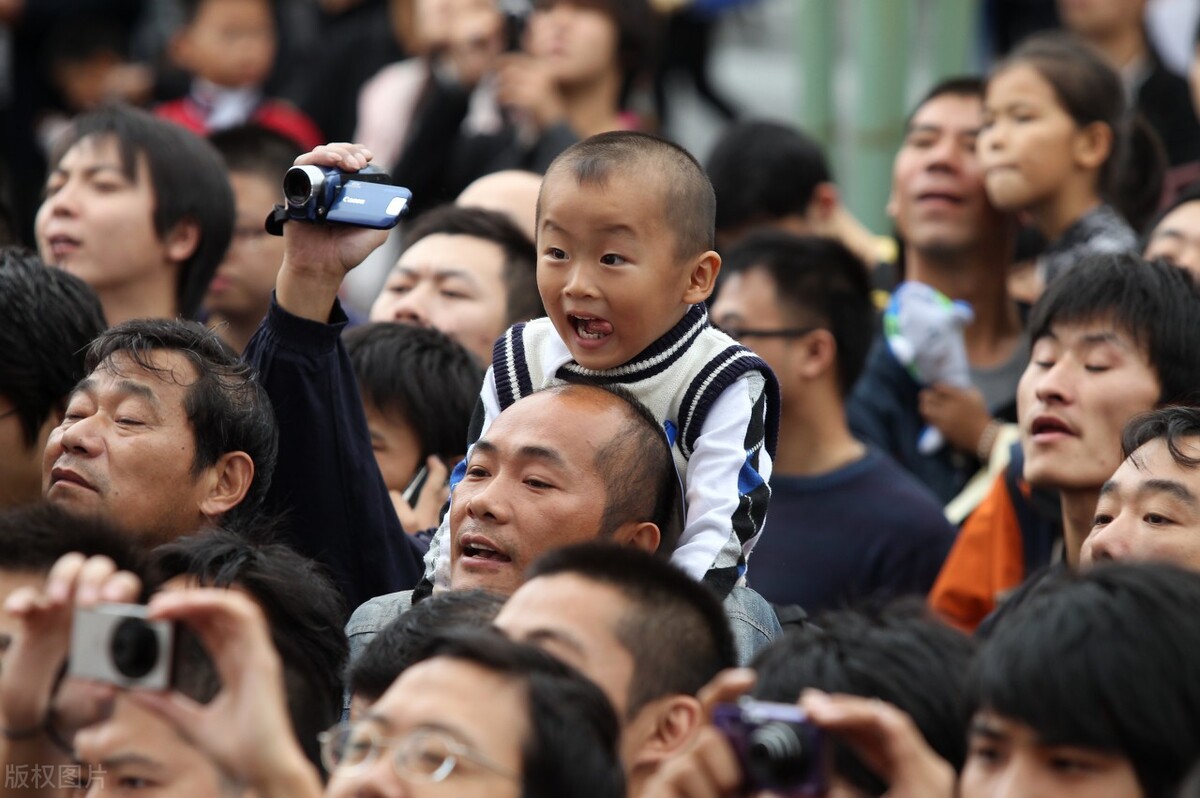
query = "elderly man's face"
xmin=41 ymin=350 xmax=219 ymax=544
xmin=449 ymin=390 xmax=631 ymax=596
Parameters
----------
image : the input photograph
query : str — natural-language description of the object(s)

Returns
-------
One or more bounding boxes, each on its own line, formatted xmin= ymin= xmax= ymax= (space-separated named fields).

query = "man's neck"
xmin=775 ymin=387 xmax=866 ymax=477
xmin=561 ymin=69 xmax=623 ymax=138
xmin=1059 ymin=486 xmax=1100 ymax=569
xmin=208 ymin=312 xmax=261 ymax=355
xmin=905 ymin=245 xmax=1023 ymax=369
xmin=1085 ymin=26 xmax=1147 ymax=72
xmin=99 ymin=273 xmax=179 ymax=325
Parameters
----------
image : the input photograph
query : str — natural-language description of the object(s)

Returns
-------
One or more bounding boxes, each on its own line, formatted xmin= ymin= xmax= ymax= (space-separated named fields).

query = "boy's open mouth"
xmin=569 ymin=314 xmax=613 ymax=341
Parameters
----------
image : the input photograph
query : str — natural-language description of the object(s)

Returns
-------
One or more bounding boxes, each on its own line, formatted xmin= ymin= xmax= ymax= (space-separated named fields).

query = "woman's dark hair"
xmin=411 ymin=627 xmax=625 ymax=798
xmin=995 ymin=32 xmax=1165 ymax=232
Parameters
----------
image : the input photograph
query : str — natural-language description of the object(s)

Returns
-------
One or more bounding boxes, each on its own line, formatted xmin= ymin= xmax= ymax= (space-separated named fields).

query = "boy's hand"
xmin=276 ymin=143 xmax=390 ymax=322
xmin=128 ymin=589 xmax=322 ymax=798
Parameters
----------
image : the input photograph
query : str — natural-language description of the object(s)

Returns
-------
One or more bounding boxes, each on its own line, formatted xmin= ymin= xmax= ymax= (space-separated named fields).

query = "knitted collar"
xmin=559 ymin=304 xmax=710 ymax=381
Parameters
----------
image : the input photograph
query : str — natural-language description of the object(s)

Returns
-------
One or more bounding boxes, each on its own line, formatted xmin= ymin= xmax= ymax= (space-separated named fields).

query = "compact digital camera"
xmin=712 ymin=698 xmax=830 ymax=797
xmin=69 ymin=603 xmax=177 ymax=690
xmin=282 ymin=164 xmax=412 ymax=229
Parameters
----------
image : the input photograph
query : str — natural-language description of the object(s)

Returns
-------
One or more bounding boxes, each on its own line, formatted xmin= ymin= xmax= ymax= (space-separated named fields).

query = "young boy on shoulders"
xmin=427 ymin=131 xmax=780 ymax=594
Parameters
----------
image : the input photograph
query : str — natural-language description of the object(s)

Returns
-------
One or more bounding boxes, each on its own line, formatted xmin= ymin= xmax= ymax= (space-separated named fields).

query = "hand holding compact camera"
xmin=68 ymin=603 xmax=182 ymax=691
xmin=712 ymin=698 xmax=831 ymax=797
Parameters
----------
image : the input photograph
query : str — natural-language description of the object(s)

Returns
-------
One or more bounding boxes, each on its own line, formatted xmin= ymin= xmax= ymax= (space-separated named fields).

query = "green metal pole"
xmin=930 ymin=0 xmax=977 ymax=81
xmin=797 ymin=0 xmax=836 ymax=151
xmin=847 ymin=0 xmax=913 ymax=234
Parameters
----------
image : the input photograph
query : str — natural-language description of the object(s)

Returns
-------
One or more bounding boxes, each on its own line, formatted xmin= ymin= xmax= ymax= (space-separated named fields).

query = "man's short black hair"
xmin=404 ymin=204 xmax=543 ymax=328
xmin=149 ymin=529 xmax=347 ymax=774
xmin=180 ymin=0 xmax=276 ymax=25
xmin=344 ymin=323 xmax=483 ymax=464
xmin=966 ymin=562 xmax=1200 ymax=798
xmin=542 ymin=131 xmax=715 ymax=259
xmin=906 ymin=75 xmax=986 ymax=126
xmin=721 ymin=232 xmax=873 ymax=397
xmin=0 ymin=248 xmax=106 ymax=449
xmin=1028 ymin=253 xmax=1200 ymax=406
xmin=410 ymin=627 xmax=624 ymax=798
xmin=83 ymin=319 xmax=278 ymax=530
xmin=705 ymin=121 xmax=832 ymax=237
xmin=0 ymin=502 xmax=146 ymax=579
xmin=1121 ymin=406 xmax=1200 ymax=467
xmin=208 ymin=123 xmax=301 ymax=186
xmin=545 ymin=382 xmax=684 ymax=553
xmin=47 ymin=104 xmax=235 ymax=320
xmin=751 ymin=599 xmax=975 ymax=795
xmin=526 ymin=542 xmax=736 ymax=718
xmin=348 ymin=589 xmax=505 ymax=703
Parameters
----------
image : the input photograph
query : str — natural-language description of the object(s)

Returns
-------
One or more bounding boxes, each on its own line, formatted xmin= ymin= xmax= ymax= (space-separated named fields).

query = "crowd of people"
xmin=5 ymin=0 xmax=1200 ymax=796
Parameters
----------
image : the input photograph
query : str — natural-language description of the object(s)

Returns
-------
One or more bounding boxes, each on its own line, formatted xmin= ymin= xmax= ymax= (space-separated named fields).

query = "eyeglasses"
xmin=318 ymin=723 xmax=519 ymax=784
xmin=718 ymin=325 xmax=819 ymax=341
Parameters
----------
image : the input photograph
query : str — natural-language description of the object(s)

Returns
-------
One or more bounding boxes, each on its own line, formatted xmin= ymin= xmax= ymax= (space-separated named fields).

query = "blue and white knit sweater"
xmin=423 ymin=303 xmax=780 ymax=594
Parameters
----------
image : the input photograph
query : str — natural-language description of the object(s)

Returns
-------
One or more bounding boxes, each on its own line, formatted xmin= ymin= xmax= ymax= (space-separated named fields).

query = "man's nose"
xmin=1081 ymin=519 xmax=1128 ymax=566
xmin=389 ymin=285 xmax=434 ymax=326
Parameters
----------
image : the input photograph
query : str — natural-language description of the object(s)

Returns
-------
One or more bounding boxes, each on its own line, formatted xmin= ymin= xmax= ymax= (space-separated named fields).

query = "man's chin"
xmin=450 ymin=561 xmax=521 ymax=597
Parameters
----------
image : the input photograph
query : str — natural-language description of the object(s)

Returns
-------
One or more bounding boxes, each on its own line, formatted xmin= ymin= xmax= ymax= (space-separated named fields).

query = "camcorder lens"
xmin=110 ymin=617 xmax=160 ymax=679
xmin=746 ymin=721 xmax=810 ymax=786
xmin=284 ymin=167 xmax=315 ymax=207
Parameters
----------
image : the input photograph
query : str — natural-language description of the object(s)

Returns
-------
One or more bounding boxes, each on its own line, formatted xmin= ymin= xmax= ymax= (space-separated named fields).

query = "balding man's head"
xmin=457 ymin=170 xmax=542 ymax=244
xmin=448 ymin=383 xmax=680 ymax=595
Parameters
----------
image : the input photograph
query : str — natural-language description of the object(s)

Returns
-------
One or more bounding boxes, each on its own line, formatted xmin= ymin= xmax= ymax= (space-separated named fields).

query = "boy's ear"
xmin=164 ymin=218 xmax=202 ymax=265
xmin=1073 ymin=121 xmax=1113 ymax=171
xmin=682 ymin=250 xmax=721 ymax=305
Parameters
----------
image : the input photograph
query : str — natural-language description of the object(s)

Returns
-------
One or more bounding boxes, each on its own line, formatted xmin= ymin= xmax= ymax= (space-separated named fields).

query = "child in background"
xmin=156 ymin=0 xmax=324 ymax=150
xmin=203 ymin=124 xmax=300 ymax=354
xmin=425 ymin=131 xmax=780 ymax=595
xmin=978 ymin=33 xmax=1151 ymax=294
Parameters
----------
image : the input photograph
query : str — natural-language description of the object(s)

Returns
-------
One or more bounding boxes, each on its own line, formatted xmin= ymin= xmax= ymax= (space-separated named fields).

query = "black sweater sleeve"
xmin=244 ymin=297 xmax=424 ymax=611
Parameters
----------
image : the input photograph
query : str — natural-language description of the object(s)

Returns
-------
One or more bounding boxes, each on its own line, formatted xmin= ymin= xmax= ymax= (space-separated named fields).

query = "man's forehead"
xmin=906 ymin=93 xmax=983 ymax=133
xmin=486 ymin=390 xmax=624 ymax=451
xmin=85 ymin=350 xmax=200 ymax=392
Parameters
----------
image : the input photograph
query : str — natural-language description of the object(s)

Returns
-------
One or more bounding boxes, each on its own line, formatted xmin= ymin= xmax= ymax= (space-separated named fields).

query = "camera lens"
xmin=746 ymin=721 xmax=810 ymax=787
xmin=283 ymin=167 xmax=315 ymax=207
xmin=109 ymin=617 xmax=160 ymax=680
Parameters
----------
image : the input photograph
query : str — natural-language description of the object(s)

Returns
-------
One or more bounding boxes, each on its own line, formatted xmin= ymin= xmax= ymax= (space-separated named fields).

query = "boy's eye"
xmin=599 ymin=253 xmax=626 ymax=266
xmin=545 ymin=248 xmax=567 ymax=260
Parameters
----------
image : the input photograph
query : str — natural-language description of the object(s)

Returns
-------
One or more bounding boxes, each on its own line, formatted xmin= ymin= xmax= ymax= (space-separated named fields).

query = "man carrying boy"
xmin=424 ymin=130 xmax=779 ymax=594
xmin=931 ymin=254 xmax=1200 ymax=631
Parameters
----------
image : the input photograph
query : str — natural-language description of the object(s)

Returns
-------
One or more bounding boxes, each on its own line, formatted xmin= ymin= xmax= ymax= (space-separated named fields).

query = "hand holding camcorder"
xmin=281 ymin=165 xmax=413 ymax=230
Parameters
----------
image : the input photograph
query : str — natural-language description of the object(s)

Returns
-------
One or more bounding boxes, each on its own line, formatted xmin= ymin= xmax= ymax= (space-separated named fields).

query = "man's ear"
xmin=164 ymin=217 xmax=202 ymax=265
xmin=626 ymin=695 xmax=704 ymax=775
xmin=682 ymin=250 xmax=721 ymax=305
xmin=1073 ymin=120 xmax=1113 ymax=171
xmin=199 ymin=451 xmax=255 ymax=520
xmin=798 ymin=328 xmax=838 ymax=381
xmin=613 ymin=521 xmax=661 ymax=555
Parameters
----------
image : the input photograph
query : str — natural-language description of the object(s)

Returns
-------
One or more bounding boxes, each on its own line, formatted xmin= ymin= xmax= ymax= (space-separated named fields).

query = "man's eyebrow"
xmin=71 ymin=377 xmax=162 ymax=409
xmin=1079 ymin=331 xmax=1124 ymax=347
xmin=520 ymin=627 xmax=587 ymax=657
xmin=393 ymin=264 xmax=480 ymax=283
xmin=472 ymin=439 xmax=566 ymax=468
xmin=1138 ymin=478 xmax=1200 ymax=508
xmin=1151 ymin=228 xmax=1185 ymax=242
xmin=1099 ymin=479 xmax=1120 ymax=498
xmin=94 ymin=753 xmax=165 ymax=771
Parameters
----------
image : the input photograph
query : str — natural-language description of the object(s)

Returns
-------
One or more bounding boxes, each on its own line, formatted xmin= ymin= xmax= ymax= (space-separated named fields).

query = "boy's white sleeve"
xmin=423 ymin=365 xmax=504 ymax=590
xmin=674 ymin=374 xmax=774 ymax=584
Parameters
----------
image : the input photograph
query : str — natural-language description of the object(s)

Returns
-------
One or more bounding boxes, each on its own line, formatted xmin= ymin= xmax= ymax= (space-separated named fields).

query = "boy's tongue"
xmin=580 ymin=317 xmax=613 ymax=336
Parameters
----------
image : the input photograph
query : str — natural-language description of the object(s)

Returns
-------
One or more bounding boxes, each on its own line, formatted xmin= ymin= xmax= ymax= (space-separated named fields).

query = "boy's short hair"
xmin=48 ymin=104 xmax=235 ymax=320
xmin=404 ymin=204 xmax=543 ymax=326
xmin=705 ymin=121 xmax=832 ymax=236
xmin=1029 ymin=253 xmax=1200 ymax=405
xmin=966 ymin=562 xmax=1200 ymax=798
xmin=343 ymin=323 xmax=483 ymax=464
xmin=347 ymin=589 xmax=505 ymax=703
xmin=542 ymin=131 xmax=716 ymax=259
xmin=721 ymin=232 xmax=873 ymax=397
xmin=0 ymin=248 xmax=106 ymax=449
xmin=751 ymin=599 xmax=975 ymax=794
xmin=525 ymin=542 xmax=736 ymax=718
xmin=208 ymin=124 xmax=301 ymax=186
